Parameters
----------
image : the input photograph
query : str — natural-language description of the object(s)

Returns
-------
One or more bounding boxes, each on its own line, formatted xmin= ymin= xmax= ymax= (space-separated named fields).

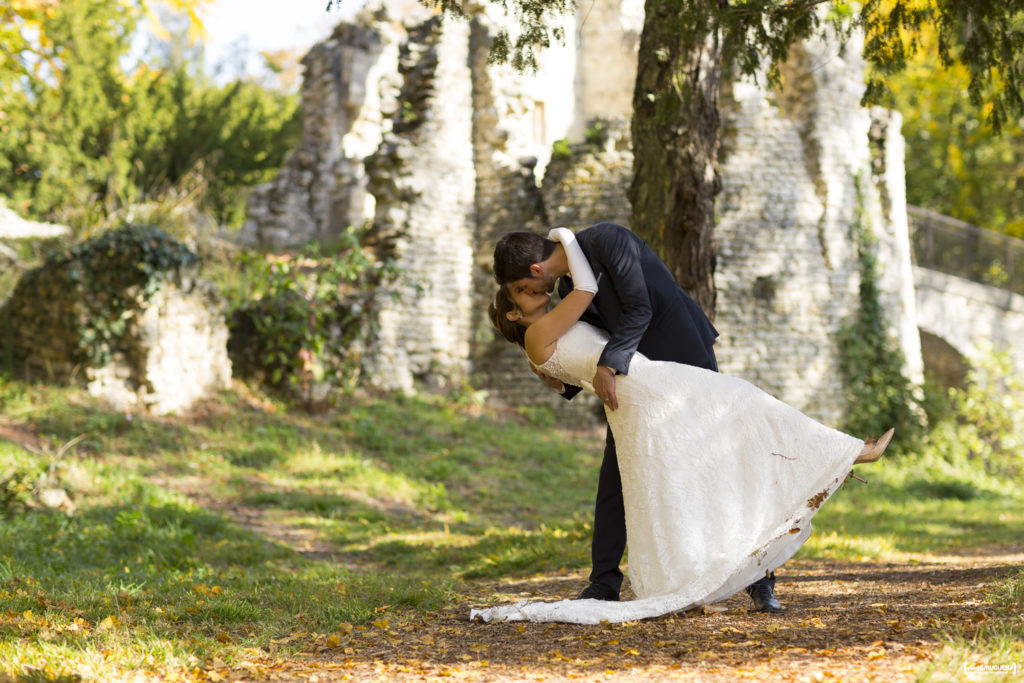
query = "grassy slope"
xmin=0 ymin=378 xmax=1021 ymax=680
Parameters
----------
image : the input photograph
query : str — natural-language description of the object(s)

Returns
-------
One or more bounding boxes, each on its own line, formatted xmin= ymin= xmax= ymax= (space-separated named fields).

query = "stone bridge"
xmin=909 ymin=207 xmax=1024 ymax=387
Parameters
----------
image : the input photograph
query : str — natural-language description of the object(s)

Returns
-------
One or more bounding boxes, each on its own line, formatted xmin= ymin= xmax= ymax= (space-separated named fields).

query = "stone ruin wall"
xmin=712 ymin=36 xmax=923 ymax=422
xmin=85 ymin=278 xmax=233 ymax=414
xmin=357 ymin=14 xmax=479 ymax=391
xmin=5 ymin=267 xmax=231 ymax=415
xmin=242 ymin=0 xmax=922 ymax=426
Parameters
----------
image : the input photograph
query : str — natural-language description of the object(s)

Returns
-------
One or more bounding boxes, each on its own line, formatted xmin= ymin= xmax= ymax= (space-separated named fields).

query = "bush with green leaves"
xmin=922 ymin=347 xmax=1024 ymax=478
xmin=227 ymin=229 xmax=397 ymax=406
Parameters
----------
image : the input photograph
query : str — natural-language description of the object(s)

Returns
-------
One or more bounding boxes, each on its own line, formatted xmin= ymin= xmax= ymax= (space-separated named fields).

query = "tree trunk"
xmin=628 ymin=0 xmax=723 ymax=319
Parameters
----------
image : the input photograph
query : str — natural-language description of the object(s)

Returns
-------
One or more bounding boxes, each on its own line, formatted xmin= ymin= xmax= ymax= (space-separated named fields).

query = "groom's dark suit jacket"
xmin=557 ymin=222 xmax=719 ymax=381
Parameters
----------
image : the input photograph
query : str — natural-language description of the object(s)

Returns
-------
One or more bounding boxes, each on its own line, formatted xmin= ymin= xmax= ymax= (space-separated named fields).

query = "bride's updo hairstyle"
xmin=488 ymin=287 xmax=527 ymax=348
xmin=493 ymin=231 xmax=556 ymax=284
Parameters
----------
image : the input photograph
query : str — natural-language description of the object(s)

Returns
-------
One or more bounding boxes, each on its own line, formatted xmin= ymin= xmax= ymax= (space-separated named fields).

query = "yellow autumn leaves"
xmin=1 ymin=0 xmax=209 ymax=79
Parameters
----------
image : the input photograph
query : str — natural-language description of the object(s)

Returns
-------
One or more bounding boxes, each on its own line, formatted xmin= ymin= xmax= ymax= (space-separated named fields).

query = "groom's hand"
xmin=531 ymin=365 xmax=566 ymax=393
xmin=594 ymin=365 xmax=618 ymax=410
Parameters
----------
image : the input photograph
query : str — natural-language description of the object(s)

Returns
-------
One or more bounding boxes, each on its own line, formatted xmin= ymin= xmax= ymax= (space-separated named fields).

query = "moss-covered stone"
xmin=3 ymin=224 xmax=231 ymax=413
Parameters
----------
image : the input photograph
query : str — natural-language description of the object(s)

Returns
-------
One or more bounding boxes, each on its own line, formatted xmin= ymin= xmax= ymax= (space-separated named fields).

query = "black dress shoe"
xmin=576 ymin=583 xmax=620 ymax=601
xmin=746 ymin=581 xmax=783 ymax=613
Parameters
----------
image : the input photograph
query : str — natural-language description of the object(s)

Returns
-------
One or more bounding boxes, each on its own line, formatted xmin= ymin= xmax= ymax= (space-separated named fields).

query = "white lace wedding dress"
xmin=470 ymin=322 xmax=864 ymax=624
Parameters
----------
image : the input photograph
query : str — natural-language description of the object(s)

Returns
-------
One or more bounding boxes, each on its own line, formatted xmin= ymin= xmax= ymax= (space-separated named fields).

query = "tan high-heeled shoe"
xmin=856 ymin=427 xmax=894 ymax=464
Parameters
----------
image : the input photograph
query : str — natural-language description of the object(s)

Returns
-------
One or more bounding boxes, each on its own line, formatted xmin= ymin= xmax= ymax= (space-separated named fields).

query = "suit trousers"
xmin=589 ymin=428 xmax=626 ymax=592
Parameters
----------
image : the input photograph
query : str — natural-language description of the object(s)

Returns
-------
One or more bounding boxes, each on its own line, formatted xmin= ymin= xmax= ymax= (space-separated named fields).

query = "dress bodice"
xmin=532 ymin=322 xmax=611 ymax=394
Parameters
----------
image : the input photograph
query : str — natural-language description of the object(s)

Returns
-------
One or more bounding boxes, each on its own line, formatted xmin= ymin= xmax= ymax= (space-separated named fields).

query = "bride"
xmin=472 ymin=228 xmax=892 ymax=624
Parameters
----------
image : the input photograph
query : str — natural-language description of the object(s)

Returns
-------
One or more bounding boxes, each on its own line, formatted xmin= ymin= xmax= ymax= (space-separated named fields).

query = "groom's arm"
xmin=585 ymin=224 xmax=652 ymax=376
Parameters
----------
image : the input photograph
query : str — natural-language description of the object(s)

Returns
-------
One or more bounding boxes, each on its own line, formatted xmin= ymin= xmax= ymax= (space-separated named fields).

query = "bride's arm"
xmin=523 ymin=228 xmax=598 ymax=365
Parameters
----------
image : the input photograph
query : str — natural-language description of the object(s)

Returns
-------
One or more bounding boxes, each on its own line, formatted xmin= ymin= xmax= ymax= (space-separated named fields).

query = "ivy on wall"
xmin=836 ymin=184 xmax=924 ymax=448
xmin=7 ymin=224 xmax=198 ymax=372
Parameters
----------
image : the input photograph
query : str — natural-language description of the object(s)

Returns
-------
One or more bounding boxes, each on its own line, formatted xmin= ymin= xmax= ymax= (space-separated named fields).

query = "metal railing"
xmin=908 ymin=206 xmax=1024 ymax=297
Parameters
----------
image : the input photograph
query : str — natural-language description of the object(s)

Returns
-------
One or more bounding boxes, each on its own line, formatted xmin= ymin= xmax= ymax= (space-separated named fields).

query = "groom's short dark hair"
xmin=493 ymin=231 xmax=556 ymax=284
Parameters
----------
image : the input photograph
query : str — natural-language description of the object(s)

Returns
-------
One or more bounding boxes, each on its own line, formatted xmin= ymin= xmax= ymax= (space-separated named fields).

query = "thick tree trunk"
xmin=628 ymin=0 xmax=723 ymax=319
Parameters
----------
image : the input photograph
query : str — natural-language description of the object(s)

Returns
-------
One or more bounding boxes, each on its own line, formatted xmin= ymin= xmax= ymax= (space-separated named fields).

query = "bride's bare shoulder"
xmin=524 ymin=327 xmax=554 ymax=366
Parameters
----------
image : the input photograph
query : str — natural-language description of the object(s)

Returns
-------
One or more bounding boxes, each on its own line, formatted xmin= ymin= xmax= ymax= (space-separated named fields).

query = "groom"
xmin=493 ymin=221 xmax=783 ymax=613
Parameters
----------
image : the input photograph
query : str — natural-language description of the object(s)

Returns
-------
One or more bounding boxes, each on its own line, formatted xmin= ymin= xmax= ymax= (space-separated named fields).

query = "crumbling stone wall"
xmin=239 ymin=20 xmax=397 ymax=248
xmin=3 ymin=227 xmax=231 ymax=414
xmin=84 ymin=279 xmax=232 ymax=414
xmin=240 ymin=2 xmax=584 ymax=405
xmin=357 ymin=14 xmax=479 ymax=392
xmin=242 ymin=0 xmax=922 ymax=424
xmin=713 ymin=33 xmax=921 ymax=424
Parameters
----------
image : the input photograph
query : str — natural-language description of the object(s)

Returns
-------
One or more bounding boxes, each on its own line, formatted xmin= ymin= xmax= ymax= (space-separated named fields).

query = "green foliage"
xmin=813 ymin=345 xmax=1024 ymax=559
xmin=550 ymin=138 xmax=572 ymax=159
xmin=124 ymin=68 xmax=301 ymax=229
xmin=0 ymin=0 xmax=299 ymax=232
xmin=0 ymin=302 xmax=11 ymax=373
xmin=859 ymin=0 xmax=1024 ymax=134
xmin=836 ymin=184 xmax=924 ymax=447
xmin=514 ymin=404 xmax=557 ymax=426
xmin=922 ymin=347 xmax=1024 ymax=477
xmin=884 ymin=25 xmax=1024 ymax=239
xmin=226 ymin=229 xmax=398 ymax=406
xmin=807 ymin=356 xmax=1024 ymax=558
xmin=14 ymin=225 xmax=198 ymax=368
xmin=583 ymin=122 xmax=607 ymax=146
xmin=0 ymin=464 xmax=41 ymax=518
xmin=0 ymin=0 xmax=137 ymax=222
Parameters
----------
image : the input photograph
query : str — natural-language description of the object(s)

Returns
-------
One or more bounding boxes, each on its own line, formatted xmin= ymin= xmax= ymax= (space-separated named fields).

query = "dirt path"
xmin=272 ymin=555 xmax=1015 ymax=682
xmin=198 ymin=494 xmax=1023 ymax=682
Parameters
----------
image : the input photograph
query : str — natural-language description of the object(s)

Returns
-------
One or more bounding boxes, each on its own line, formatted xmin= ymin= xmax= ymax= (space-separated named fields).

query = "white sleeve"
xmin=548 ymin=227 xmax=598 ymax=294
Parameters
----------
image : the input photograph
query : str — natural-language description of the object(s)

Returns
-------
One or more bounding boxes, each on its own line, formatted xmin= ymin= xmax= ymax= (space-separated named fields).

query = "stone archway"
xmin=918 ymin=329 xmax=969 ymax=390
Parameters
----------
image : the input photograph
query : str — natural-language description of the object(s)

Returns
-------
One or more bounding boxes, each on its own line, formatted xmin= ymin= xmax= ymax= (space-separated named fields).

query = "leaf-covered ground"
xmin=186 ymin=500 xmax=1023 ymax=683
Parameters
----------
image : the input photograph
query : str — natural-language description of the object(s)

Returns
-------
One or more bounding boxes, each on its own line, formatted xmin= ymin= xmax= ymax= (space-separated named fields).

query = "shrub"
xmin=5 ymin=224 xmax=198 ymax=375
xmin=226 ymin=228 xmax=397 ymax=408
xmin=922 ymin=347 xmax=1024 ymax=477
xmin=0 ymin=0 xmax=299 ymax=233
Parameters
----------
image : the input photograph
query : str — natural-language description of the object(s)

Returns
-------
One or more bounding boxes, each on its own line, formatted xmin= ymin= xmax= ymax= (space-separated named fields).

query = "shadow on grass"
xmin=366 ymin=520 xmax=593 ymax=579
xmin=236 ymin=480 xmax=593 ymax=579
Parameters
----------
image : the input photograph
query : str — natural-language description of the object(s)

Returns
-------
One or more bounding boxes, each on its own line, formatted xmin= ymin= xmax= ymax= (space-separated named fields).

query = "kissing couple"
xmin=471 ymin=223 xmax=893 ymax=624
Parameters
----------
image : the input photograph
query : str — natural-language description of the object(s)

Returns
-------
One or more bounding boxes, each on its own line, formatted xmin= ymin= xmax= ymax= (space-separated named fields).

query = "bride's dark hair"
xmin=488 ymin=287 xmax=527 ymax=348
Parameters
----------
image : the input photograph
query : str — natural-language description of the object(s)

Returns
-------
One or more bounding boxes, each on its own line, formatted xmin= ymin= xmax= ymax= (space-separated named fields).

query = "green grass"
xmin=0 ymin=377 xmax=602 ymax=679
xmin=802 ymin=451 xmax=1024 ymax=560
xmin=915 ymin=569 xmax=1024 ymax=682
xmin=0 ymin=375 xmax=1021 ymax=680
